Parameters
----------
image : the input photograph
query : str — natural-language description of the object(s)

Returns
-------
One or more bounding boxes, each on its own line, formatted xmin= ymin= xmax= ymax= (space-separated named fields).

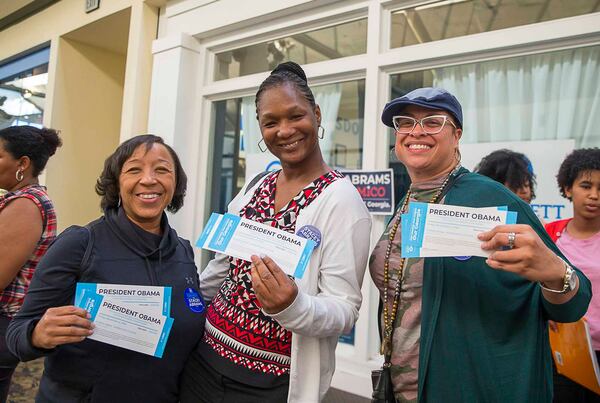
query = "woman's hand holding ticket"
xmin=32 ymin=306 xmax=94 ymax=349
xmin=251 ymin=255 xmax=298 ymax=314
xmin=479 ymin=224 xmax=567 ymax=286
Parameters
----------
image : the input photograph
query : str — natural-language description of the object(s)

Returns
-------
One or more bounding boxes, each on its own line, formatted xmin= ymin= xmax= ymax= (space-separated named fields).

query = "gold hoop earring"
xmin=15 ymin=169 xmax=24 ymax=182
xmin=258 ymin=138 xmax=267 ymax=153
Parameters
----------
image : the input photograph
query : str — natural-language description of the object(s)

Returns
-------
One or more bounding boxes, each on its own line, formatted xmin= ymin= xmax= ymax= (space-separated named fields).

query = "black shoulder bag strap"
xmin=244 ymin=171 xmax=270 ymax=195
xmin=372 ymin=169 xmax=468 ymax=403
xmin=79 ymin=224 xmax=95 ymax=278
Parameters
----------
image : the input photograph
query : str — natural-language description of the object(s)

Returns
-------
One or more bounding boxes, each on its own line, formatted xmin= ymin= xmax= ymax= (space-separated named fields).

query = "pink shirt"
xmin=557 ymin=229 xmax=600 ymax=350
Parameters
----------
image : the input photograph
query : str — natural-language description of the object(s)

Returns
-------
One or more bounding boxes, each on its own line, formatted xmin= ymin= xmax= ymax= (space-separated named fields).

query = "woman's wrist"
xmin=30 ymin=323 xmax=45 ymax=349
xmin=539 ymin=256 xmax=576 ymax=294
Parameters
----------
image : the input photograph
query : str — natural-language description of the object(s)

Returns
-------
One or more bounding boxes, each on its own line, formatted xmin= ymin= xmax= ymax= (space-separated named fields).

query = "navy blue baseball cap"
xmin=381 ymin=87 xmax=463 ymax=129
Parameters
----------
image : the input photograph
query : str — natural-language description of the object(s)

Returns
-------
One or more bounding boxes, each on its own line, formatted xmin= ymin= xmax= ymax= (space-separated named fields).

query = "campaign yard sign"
xmin=342 ymin=169 xmax=394 ymax=215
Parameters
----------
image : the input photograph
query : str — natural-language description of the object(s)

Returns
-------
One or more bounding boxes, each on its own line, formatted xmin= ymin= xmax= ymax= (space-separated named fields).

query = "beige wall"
xmin=0 ymin=0 xmax=160 ymax=229
xmin=44 ymin=37 xmax=126 ymax=226
xmin=0 ymin=0 xmax=151 ymax=59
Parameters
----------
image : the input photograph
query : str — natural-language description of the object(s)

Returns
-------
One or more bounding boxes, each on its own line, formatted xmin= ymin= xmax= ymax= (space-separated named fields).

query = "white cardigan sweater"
xmin=200 ymin=174 xmax=372 ymax=402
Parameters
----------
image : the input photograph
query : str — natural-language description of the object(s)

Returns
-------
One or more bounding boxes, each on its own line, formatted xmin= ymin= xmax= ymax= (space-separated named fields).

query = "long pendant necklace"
xmin=380 ymin=166 xmax=459 ymax=355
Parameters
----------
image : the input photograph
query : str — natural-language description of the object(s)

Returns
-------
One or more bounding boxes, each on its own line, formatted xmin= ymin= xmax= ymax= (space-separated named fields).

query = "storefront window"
xmin=211 ymin=79 xmax=365 ymax=213
xmin=391 ymin=0 xmax=599 ymax=49
xmin=215 ymin=19 xmax=367 ymax=81
xmin=389 ymin=45 xmax=600 ymax=149
xmin=387 ymin=45 xmax=600 ymax=219
xmin=0 ymin=46 xmax=49 ymax=129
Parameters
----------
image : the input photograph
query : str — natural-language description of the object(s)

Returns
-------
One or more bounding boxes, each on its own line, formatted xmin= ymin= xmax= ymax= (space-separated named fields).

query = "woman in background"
xmin=475 ymin=148 xmax=536 ymax=204
xmin=546 ymin=148 xmax=600 ymax=403
xmin=0 ymin=126 xmax=61 ymax=401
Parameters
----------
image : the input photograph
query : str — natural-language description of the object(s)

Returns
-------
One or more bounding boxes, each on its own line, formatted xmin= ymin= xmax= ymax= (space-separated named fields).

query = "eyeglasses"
xmin=392 ymin=115 xmax=457 ymax=135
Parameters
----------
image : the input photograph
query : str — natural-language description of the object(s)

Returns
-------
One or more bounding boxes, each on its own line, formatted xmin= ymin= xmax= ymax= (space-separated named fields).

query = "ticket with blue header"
xmin=401 ymin=203 xmax=518 ymax=258
xmin=75 ymin=283 xmax=171 ymax=316
xmin=74 ymin=283 xmax=173 ymax=358
xmin=196 ymin=213 xmax=316 ymax=279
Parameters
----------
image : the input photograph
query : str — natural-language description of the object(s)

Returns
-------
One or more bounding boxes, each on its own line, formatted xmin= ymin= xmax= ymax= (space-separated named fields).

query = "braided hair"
xmin=255 ymin=61 xmax=316 ymax=117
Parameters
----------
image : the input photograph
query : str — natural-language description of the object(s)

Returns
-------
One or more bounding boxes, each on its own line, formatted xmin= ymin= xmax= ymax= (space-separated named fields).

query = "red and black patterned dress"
xmin=197 ymin=169 xmax=343 ymax=387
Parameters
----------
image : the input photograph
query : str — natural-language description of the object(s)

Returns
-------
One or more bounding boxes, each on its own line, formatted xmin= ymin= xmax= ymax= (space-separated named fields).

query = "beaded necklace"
xmin=380 ymin=166 xmax=459 ymax=356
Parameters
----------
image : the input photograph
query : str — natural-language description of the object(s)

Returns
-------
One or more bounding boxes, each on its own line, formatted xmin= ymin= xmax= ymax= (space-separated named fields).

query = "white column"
xmin=330 ymin=0 xmax=387 ymax=398
xmin=148 ymin=32 xmax=205 ymax=240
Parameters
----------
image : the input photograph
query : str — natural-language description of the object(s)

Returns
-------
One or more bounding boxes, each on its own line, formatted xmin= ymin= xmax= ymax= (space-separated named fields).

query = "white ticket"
xmin=401 ymin=203 xmax=517 ymax=258
xmin=196 ymin=213 xmax=316 ymax=278
xmin=75 ymin=283 xmax=171 ymax=316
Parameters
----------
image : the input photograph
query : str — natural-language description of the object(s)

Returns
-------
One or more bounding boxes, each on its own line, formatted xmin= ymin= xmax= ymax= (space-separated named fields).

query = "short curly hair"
xmin=95 ymin=135 xmax=187 ymax=213
xmin=474 ymin=149 xmax=536 ymax=200
xmin=557 ymin=148 xmax=600 ymax=199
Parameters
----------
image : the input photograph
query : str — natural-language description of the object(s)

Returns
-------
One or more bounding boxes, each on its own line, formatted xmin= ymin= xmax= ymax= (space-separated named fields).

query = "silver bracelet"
xmin=539 ymin=257 xmax=577 ymax=294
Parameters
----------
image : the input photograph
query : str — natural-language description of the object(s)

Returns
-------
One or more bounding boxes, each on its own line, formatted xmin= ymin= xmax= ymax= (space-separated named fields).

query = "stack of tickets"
xmin=75 ymin=283 xmax=174 ymax=358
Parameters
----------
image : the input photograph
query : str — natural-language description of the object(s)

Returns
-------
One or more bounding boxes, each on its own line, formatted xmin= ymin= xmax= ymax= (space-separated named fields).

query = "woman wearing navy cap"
xmin=369 ymin=87 xmax=591 ymax=402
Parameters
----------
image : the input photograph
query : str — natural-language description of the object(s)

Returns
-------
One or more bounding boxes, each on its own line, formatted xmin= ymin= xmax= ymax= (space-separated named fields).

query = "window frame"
xmin=188 ymin=0 xmax=600 ymax=386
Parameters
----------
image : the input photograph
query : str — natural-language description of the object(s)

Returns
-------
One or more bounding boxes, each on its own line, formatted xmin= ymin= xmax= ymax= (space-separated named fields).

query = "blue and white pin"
xmin=296 ymin=225 xmax=322 ymax=248
xmin=184 ymin=288 xmax=205 ymax=313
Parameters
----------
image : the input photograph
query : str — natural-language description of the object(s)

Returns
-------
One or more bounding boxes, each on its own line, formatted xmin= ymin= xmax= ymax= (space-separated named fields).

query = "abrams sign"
xmin=342 ymin=169 xmax=394 ymax=215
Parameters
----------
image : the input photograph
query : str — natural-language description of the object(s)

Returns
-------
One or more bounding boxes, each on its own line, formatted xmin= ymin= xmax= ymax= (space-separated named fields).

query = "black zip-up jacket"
xmin=6 ymin=208 xmax=206 ymax=402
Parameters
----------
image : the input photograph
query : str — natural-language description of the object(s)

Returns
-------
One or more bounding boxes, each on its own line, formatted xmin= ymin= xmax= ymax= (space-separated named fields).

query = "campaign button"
xmin=296 ymin=225 xmax=322 ymax=248
xmin=184 ymin=288 xmax=205 ymax=313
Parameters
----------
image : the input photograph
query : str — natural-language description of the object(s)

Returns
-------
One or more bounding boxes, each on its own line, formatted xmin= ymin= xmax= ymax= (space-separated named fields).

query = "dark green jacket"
xmin=417 ymin=169 xmax=591 ymax=403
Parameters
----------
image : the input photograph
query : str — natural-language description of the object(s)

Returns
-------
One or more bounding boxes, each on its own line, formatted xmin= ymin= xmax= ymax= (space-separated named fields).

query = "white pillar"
xmin=330 ymin=1 xmax=386 ymax=398
xmin=148 ymin=32 xmax=205 ymax=240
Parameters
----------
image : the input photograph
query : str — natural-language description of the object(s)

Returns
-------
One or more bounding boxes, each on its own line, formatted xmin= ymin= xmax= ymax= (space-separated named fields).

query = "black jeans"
xmin=0 ymin=316 xmax=19 ymax=403
xmin=179 ymin=353 xmax=288 ymax=403
xmin=553 ymin=351 xmax=600 ymax=403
